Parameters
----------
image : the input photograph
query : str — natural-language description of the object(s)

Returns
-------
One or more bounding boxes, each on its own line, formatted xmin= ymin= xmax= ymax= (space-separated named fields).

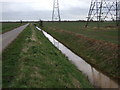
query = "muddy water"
xmin=36 ymin=27 xmax=120 ymax=88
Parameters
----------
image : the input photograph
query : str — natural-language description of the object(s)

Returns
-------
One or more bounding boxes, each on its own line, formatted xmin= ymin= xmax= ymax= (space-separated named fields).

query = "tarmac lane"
xmin=0 ymin=23 xmax=29 ymax=52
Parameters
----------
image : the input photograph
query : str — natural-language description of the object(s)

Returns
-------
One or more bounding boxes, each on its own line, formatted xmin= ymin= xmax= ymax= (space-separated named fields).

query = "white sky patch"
xmin=1 ymin=0 xmax=43 ymax=2
xmin=61 ymin=0 xmax=90 ymax=8
xmin=1 ymin=0 xmax=92 ymax=20
xmin=1 ymin=0 xmax=89 ymax=3
xmin=30 ymin=2 xmax=53 ymax=11
xmin=1 ymin=0 xmax=91 ymax=10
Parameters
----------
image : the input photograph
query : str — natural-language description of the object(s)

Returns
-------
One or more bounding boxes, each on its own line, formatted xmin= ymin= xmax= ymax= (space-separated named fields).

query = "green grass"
xmin=1 ymin=22 xmax=25 ymax=34
xmin=2 ymin=24 xmax=32 ymax=87
xmin=43 ymin=22 xmax=118 ymax=44
xmin=0 ymin=54 xmax=1 ymax=88
xmin=2 ymin=24 xmax=93 ymax=88
xmin=0 ymin=22 xmax=2 ymax=88
xmin=39 ymin=21 xmax=119 ymax=80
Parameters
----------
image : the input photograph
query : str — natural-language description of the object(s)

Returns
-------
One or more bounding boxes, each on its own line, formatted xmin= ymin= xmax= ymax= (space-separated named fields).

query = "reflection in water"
xmin=36 ymin=27 xmax=119 ymax=88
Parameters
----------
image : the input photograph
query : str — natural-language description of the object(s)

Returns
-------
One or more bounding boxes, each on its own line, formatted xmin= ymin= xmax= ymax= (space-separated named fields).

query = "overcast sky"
xmin=1 ymin=0 xmax=119 ymax=21
xmin=0 ymin=0 xmax=118 ymax=20
xmin=1 ymin=0 xmax=92 ymax=21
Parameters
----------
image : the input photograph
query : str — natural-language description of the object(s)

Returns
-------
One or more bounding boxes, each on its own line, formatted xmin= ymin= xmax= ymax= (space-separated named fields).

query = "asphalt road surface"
xmin=1 ymin=23 xmax=29 ymax=52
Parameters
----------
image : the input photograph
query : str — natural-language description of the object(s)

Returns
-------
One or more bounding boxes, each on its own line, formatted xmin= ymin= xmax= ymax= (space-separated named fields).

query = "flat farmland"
xmin=43 ymin=22 xmax=118 ymax=44
xmin=3 ymin=24 xmax=93 ymax=88
xmin=1 ymin=22 xmax=25 ymax=34
xmin=40 ymin=21 xmax=119 ymax=80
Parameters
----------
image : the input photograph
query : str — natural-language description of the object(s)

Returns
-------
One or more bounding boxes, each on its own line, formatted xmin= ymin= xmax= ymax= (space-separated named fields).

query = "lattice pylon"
xmin=85 ymin=0 xmax=118 ymax=27
xmin=52 ymin=0 xmax=61 ymax=21
xmin=118 ymin=1 xmax=120 ymax=21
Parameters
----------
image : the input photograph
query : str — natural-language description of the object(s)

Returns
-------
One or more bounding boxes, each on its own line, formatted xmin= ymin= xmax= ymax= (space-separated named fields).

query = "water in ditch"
xmin=36 ymin=27 xmax=119 ymax=88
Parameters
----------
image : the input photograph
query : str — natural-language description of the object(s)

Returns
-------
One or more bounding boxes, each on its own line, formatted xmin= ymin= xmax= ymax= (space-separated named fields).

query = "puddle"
xmin=36 ymin=26 xmax=120 ymax=88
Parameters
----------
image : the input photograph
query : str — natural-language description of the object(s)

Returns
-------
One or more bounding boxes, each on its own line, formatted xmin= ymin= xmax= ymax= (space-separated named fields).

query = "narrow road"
xmin=1 ymin=23 xmax=29 ymax=52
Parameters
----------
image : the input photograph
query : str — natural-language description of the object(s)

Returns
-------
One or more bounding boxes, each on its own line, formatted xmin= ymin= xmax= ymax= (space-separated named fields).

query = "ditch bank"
xmin=36 ymin=26 xmax=120 ymax=88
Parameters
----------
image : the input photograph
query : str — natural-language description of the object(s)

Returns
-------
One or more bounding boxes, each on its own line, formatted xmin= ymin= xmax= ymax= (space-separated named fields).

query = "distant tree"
xmin=39 ymin=20 xmax=43 ymax=27
xmin=20 ymin=20 xmax=22 ymax=24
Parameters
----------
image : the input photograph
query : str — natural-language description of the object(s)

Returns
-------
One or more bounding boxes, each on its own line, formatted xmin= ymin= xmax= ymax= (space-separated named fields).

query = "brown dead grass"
xmin=52 ymin=28 xmax=117 ymax=48
xmin=71 ymin=77 xmax=81 ymax=88
xmin=47 ymin=28 xmax=119 ymax=79
xmin=12 ymin=24 xmax=43 ymax=86
xmin=54 ymin=29 xmax=118 ymax=62
xmin=30 ymin=66 xmax=43 ymax=80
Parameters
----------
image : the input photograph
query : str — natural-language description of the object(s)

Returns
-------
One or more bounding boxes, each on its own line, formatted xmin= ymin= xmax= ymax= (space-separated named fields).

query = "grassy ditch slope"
xmin=40 ymin=22 xmax=119 ymax=81
xmin=2 ymin=24 xmax=93 ymax=88
xmin=1 ymin=22 xmax=25 ymax=34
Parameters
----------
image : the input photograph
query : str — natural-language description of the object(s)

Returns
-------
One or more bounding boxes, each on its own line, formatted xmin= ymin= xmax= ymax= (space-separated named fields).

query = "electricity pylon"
xmin=52 ymin=0 xmax=61 ymax=21
xmin=85 ymin=0 xmax=118 ymax=27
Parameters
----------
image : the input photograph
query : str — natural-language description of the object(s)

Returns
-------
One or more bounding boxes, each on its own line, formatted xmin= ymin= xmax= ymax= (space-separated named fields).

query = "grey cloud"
xmin=2 ymin=1 xmax=90 ymax=21
xmin=2 ymin=10 xmax=52 ymax=20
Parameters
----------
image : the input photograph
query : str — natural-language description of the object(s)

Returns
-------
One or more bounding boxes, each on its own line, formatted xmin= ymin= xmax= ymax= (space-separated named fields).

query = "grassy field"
xmin=43 ymin=22 xmax=118 ymax=44
xmin=1 ymin=22 xmax=25 ymax=34
xmin=39 ymin=21 xmax=119 ymax=81
xmin=2 ymin=24 xmax=93 ymax=88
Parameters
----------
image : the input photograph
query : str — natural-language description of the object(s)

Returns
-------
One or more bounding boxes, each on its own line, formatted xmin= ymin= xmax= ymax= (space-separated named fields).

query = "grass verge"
xmin=1 ymin=23 xmax=26 ymax=34
xmin=2 ymin=24 xmax=93 ymax=88
xmin=39 ymin=22 xmax=119 ymax=81
xmin=2 ymin=24 xmax=32 ymax=87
